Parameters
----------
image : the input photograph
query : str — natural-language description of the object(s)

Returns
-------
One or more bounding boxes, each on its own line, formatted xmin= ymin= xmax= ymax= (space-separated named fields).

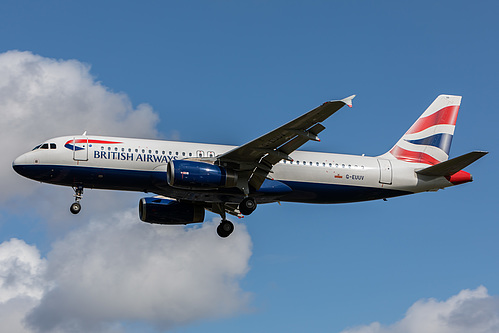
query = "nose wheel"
xmin=70 ymin=202 xmax=81 ymax=214
xmin=70 ymin=185 xmax=83 ymax=214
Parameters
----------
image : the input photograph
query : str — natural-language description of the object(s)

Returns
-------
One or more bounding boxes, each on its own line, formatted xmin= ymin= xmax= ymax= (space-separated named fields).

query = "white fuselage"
xmin=13 ymin=135 xmax=455 ymax=205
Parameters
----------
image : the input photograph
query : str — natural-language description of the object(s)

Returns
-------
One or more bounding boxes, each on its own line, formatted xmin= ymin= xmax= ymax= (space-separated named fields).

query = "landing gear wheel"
xmin=70 ymin=202 xmax=81 ymax=214
xmin=217 ymin=220 xmax=234 ymax=238
xmin=239 ymin=197 xmax=257 ymax=216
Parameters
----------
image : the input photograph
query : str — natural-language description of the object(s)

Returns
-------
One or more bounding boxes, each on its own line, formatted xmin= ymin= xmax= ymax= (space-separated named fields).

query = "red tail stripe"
xmin=406 ymin=105 xmax=459 ymax=134
xmin=390 ymin=146 xmax=441 ymax=165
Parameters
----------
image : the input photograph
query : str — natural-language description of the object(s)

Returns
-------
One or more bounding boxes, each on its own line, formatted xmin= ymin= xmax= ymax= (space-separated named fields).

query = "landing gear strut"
xmin=215 ymin=203 xmax=234 ymax=238
xmin=70 ymin=185 xmax=83 ymax=214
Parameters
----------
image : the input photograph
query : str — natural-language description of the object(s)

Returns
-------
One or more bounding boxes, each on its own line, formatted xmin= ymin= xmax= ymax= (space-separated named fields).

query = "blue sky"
xmin=0 ymin=1 xmax=497 ymax=332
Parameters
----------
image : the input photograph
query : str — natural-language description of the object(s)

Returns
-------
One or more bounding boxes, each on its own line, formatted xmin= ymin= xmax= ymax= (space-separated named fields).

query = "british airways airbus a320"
xmin=13 ymin=95 xmax=487 ymax=237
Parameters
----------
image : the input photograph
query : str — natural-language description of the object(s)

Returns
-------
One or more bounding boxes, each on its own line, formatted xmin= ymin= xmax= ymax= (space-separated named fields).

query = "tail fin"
xmin=384 ymin=95 xmax=462 ymax=165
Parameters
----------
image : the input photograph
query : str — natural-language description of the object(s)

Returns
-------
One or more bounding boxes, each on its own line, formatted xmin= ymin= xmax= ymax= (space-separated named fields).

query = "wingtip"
xmin=341 ymin=95 xmax=356 ymax=108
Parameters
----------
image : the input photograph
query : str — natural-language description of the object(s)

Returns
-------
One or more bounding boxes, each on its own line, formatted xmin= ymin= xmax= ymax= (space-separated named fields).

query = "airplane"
xmin=12 ymin=94 xmax=487 ymax=238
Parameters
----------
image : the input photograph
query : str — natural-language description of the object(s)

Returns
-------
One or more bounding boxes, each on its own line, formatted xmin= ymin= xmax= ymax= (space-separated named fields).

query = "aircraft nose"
xmin=12 ymin=154 xmax=28 ymax=175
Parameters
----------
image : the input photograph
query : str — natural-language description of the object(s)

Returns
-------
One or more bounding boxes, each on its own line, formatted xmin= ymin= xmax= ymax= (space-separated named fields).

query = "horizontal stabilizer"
xmin=416 ymin=151 xmax=488 ymax=177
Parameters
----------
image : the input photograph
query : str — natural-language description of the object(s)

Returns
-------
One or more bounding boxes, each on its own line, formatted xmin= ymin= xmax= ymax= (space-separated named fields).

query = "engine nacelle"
xmin=139 ymin=197 xmax=205 ymax=225
xmin=167 ymin=160 xmax=238 ymax=189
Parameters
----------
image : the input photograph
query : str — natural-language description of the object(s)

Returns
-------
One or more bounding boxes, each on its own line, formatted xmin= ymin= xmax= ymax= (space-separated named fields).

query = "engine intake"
xmin=139 ymin=197 xmax=205 ymax=225
xmin=167 ymin=160 xmax=238 ymax=189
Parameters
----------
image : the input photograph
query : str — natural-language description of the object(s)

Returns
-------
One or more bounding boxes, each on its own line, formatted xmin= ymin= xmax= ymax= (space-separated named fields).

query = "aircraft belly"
xmin=279 ymin=181 xmax=412 ymax=203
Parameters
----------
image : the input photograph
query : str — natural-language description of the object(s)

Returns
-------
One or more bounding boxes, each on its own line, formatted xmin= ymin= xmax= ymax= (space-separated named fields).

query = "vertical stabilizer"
xmin=383 ymin=95 xmax=462 ymax=165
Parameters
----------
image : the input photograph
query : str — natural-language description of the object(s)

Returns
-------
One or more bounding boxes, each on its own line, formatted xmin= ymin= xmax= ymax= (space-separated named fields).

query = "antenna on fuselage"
xmin=82 ymin=131 xmax=87 ymax=136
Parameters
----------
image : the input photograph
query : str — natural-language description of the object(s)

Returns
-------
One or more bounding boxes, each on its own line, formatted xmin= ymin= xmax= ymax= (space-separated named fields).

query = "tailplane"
xmin=384 ymin=95 xmax=461 ymax=165
xmin=416 ymin=151 xmax=488 ymax=177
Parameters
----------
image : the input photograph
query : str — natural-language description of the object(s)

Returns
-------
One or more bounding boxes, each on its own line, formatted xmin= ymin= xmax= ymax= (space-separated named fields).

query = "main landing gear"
xmin=238 ymin=197 xmax=257 ymax=216
xmin=70 ymin=185 xmax=83 ymax=214
xmin=215 ymin=197 xmax=257 ymax=238
xmin=215 ymin=202 xmax=235 ymax=238
xmin=217 ymin=220 xmax=234 ymax=238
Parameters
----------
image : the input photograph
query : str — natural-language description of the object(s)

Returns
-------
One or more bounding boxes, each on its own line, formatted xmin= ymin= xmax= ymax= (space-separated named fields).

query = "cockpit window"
xmin=32 ymin=144 xmax=42 ymax=151
xmin=50 ymin=143 xmax=56 ymax=149
xmin=40 ymin=143 xmax=49 ymax=149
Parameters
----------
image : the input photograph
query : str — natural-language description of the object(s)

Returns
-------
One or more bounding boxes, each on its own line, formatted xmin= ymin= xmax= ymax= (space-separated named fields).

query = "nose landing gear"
xmin=70 ymin=185 xmax=83 ymax=214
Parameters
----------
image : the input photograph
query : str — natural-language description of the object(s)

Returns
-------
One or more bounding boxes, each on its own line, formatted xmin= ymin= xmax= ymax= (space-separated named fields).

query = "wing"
xmin=217 ymin=95 xmax=355 ymax=193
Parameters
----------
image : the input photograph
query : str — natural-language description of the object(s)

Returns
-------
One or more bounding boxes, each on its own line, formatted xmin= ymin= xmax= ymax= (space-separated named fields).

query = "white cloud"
xmin=0 ymin=238 xmax=47 ymax=333
xmin=0 ymin=213 xmax=252 ymax=333
xmin=341 ymin=286 xmax=499 ymax=333
xmin=0 ymin=50 xmax=159 ymax=202
xmin=0 ymin=238 xmax=48 ymax=303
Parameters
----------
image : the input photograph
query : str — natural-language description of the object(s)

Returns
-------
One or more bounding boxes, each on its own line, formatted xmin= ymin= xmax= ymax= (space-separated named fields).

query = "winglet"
xmin=341 ymin=95 xmax=356 ymax=108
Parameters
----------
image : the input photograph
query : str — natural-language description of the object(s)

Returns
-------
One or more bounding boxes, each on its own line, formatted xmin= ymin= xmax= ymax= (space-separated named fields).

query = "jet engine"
xmin=139 ymin=197 xmax=205 ymax=225
xmin=167 ymin=160 xmax=237 ymax=189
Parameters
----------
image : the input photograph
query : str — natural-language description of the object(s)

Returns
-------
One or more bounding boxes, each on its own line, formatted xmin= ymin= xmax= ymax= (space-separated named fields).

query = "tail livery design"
xmin=388 ymin=95 xmax=461 ymax=165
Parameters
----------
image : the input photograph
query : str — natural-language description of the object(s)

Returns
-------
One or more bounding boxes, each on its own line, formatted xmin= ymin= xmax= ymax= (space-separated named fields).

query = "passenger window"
xmin=121 ymin=148 xmax=125 ymax=152
xmin=316 ymin=162 xmax=319 ymax=166
xmin=182 ymin=152 xmax=186 ymax=156
xmin=40 ymin=143 xmax=49 ymax=149
xmin=115 ymin=147 xmax=118 ymax=151
xmin=142 ymin=149 xmax=145 ymax=153
xmin=135 ymin=149 xmax=138 ymax=153
xmin=176 ymin=152 xmax=179 ymax=156
xmin=128 ymin=148 xmax=132 ymax=152
xmin=108 ymin=147 xmax=111 ymax=151
xmin=303 ymin=161 xmax=306 ymax=165
xmin=189 ymin=152 xmax=192 ymax=157
xmin=50 ymin=143 xmax=56 ymax=149
xmin=329 ymin=163 xmax=332 ymax=167
xmin=162 ymin=151 xmax=165 ymax=155
xmin=309 ymin=162 xmax=312 ymax=166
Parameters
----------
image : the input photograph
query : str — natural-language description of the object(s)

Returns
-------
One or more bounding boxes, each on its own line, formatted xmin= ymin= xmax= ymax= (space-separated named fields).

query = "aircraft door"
xmin=377 ymin=159 xmax=392 ymax=185
xmin=72 ymin=137 xmax=89 ymax=161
